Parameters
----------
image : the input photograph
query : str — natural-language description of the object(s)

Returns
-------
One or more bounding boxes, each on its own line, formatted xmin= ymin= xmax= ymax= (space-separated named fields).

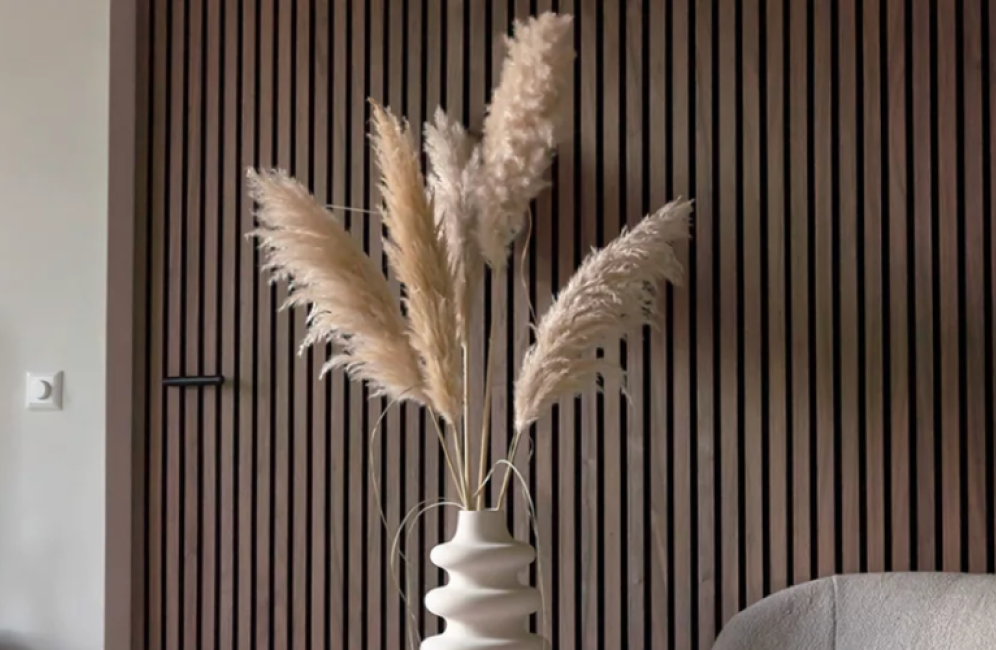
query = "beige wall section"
xmin=0 ymin=1 xmax=109 ymax=648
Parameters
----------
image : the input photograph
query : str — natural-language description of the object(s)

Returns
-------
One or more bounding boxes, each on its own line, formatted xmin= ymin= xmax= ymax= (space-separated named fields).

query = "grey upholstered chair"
xmin=713 ymin=573 xmax=996 ymax=649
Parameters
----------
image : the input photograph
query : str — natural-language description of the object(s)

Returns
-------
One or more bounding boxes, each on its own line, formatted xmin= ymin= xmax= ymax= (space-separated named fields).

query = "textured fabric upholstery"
xmin=713 ymin=573 xmax=996 ymax=649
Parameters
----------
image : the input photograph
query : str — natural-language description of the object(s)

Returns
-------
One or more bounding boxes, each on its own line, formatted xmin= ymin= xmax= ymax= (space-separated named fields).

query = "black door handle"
xmin=162 ymin=375 xmax=225 ymax=387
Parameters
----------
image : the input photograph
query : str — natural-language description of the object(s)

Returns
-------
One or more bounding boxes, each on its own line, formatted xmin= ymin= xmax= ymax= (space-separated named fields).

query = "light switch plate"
xmin=26 ymin=371 xmax=63 ymax=411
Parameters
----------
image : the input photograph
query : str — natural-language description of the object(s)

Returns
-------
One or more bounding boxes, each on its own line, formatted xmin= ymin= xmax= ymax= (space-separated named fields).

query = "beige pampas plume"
xmin=476 ymin=12 xmax=575 ymax=269
xmin=370 ymin=101 xmax=463 ymax=425
xmin=424 ymin=108 xmax=482 ymax=342
xmin=246 ymin=168 xmax=426 ymax=405
xmin=513 ymin=199 xmax=693 ymax=432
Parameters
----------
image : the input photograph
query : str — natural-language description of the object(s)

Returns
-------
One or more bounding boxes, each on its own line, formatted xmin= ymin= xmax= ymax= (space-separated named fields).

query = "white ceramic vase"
xmin=422 ymin=509 xmax=546 ymax=649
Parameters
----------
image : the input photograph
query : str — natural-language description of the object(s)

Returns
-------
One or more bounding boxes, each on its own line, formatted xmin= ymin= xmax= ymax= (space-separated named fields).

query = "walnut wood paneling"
xmin=135 ymin=1 xmax=996 ymax=648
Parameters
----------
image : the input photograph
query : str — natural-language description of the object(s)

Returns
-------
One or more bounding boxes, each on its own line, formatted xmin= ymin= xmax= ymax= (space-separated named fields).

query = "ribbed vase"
xmin=422 ymin=510 xmax=546 ymax=649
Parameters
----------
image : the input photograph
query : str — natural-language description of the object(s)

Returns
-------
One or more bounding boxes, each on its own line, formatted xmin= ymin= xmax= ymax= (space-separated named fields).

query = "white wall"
xmin=0 ymin=1 xmax=109 ymax=649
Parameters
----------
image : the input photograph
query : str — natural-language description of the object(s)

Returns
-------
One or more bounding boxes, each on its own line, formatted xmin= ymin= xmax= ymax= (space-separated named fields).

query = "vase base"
xmin=420 ymin=634 xmax=547 ymax=650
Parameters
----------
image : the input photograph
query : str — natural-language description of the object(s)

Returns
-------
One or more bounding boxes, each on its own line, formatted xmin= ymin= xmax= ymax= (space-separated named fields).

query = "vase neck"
xmin=454 ymin=510 xmax=513 ymax=543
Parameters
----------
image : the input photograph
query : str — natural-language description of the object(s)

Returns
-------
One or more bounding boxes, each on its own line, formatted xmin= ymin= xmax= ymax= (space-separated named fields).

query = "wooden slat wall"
xmin=137 ymin=1 xmax=996 ymax=648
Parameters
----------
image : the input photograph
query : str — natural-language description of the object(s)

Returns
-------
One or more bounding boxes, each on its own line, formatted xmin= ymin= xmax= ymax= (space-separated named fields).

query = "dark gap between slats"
xmin=232 ymin=0 xmax=245 ymax=639
xmin=160 ymin=0 xmax=173 ymax=636
xmin=982 ymin=0 xmax=995 ymax=576
xmin=879 ymin=0 xmax=893 ymax=573
xmin=806 ymin=0 xmax=818 ymax=581
xmin=179 ymin=0 xmax=192 ymax=641
xmin=213 ymin=0 xmax=227 ymax=645
xmin=930 ymin=0 xmax=943 ymax=571
xmin=759 ymin=0 xmax=772 ymax=599
xmin=418 ymin=0 xmax=430 ymax=638
xmin=142 ymin=0 xmax=157 ymax=645
xmin=572 ymin=2 xmax=583 ymax=642
xmin=268 ymin=3 xmax=280 ymax=644
xmin=831 ymin=0 xmax=843 ymax=576
xmin=665 ymin=0 xmax=677 ymax=645
xmin=196 ymin=0 xmax=209 ymax=641
xmin=710 ymin=0 xmax=723 ymax=636
xmin=617 ymin=0 xmax=629 ymax=644
xmin=687 ymin=0 xmax=701 ymax=641
xmin=954 ymin=0 xmax=969 ymax=573
xmin=855 ymin=0 xmax=869 ymax=575
xmin=640 ymin=0 xmax=652 ymax=646
xmin=782 ymin=0 xmax=795 ymax=587
xmin=595 ymin=0 xmax=606 ymax=645
xmin=342 ymin=0 xmax=356 ymax=644
xmin=250 ymin=0 xmax=263 ymax=645
xmin=855 ymin=0 xmax=868 ymax=575
xmin=735 ymin=0 xmax=747 ymax=612
xmin=904 ymin=0 xmax=919 ymax=570
xmin=359 ymin=0 xmax=373 ymax=643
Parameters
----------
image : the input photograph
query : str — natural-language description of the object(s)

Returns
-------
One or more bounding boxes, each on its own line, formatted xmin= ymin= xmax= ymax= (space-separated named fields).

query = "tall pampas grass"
xmin=247 ymin=168 xmax=426 ymax=406
xmin=424 ymin=108 xmax=482 ymax=343
xmin=370 ymin=102 xmax=464 ymax=427
xmin=476 ymin=12 xmax=574 ymax=269
xmin=513 ymin=199 xmax=693 ymax=433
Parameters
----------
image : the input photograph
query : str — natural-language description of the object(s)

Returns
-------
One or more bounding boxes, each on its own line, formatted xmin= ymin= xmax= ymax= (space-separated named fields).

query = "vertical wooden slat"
xmin=255 ymin=0 xmax=276 ymax=645
xmin=861 ymin=0 xmax=887 ymax=575
xmin=788 ymin=0 xmax=812 ymax=588
xmin=963 ymin=0 xmax=989 ymax=574
xmin=694 ymin=0 xmax=717 ymax=644
xmin=293 ymin=2 xmax=313 ymax=647
xmin=837 ymin=0 xmax=861 ymax=576
xmin=422 ymin=0 xmax=444 ymax=638
xmin=366 ymin=1 xmax=386 ymax=648
xmin=487 ymin=0 xmax=508 ymax=514
xmin=764 ymin=0 xmax=789 ymax=597
xmin=886 ymin=0 xmax=911 ymax=572
xmin=717 ymin=0 xmax=740 ymax=625
xmin=218 ymin=0 xmax=240 ymax=645
xmin=343 ymin=0 xmax=366 ymax=647
xmin=813 ymin=0 xmax=835 ymax=582
xmin=623 ymin=1 xmax=647 ymax=646
xmin=181 ymin=2 xmax=205 ymax=646
xmin=647 ymin=0 xmax=669 ymax=645
xmin=165 ymin=1 xmax=187 ymax=647
xmin=578 ymin=0 xmax=600 ymax=647
xmin=146 ymin=0 xmax=168 ymax=647
xmin=936 ymin=0 xmax=962 ymax=573
xmin=405 ymin=0 xmax=426 ymax=643
xmin=911 ymin=0 xmax=936 ymax=572
xmin=237 ymin=1 xmax=259 ymax=647
xmin=384 ymin=0 xmax=405 ymax=646
xmin=200 ymin=1 xmax=221 ymax=646
xmin=599 ymin=0 xmax=624 ymax=645
xmin=741 ymin=0 xmax=764 ymax=610
xmin=272 ymin=2 xmax=294 ymax=646
xmin=308 ymin=1 xmax=331 ymax=646
xmin=554 ymin=1 xmax=578 ymax=647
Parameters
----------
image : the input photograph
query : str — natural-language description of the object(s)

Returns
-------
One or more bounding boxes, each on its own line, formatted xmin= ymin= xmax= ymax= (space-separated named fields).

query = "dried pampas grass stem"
xmin=370 ymin=102 xmax=464 ymax=430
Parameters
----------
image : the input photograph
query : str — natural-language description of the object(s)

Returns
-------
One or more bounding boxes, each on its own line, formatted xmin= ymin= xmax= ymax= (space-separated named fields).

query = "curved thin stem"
xmin=475 ymin=284 xmax=502 ymax=509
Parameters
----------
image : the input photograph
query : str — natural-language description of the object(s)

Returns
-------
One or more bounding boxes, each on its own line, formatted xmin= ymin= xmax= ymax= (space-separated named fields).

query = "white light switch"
xmin=26 ymin=372 xmax=62 ymax=410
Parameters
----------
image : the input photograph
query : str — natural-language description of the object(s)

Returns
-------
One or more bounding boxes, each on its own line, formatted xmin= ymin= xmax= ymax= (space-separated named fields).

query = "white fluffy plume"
xmin=476 ymin=12 xmax=575 ymax=269
xmin=247 ymin=168 xmax=426 ymax=405
xmin=424 ymin=108 xmax=482 ymax=342
xmin=513 ymin=199 xmax=693 ymax=431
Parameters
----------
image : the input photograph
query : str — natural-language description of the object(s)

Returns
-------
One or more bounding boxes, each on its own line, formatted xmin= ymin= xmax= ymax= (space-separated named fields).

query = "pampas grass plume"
xmin=246 ymin=168 xmax=426 ymax=406
xmin=424 ymin=108 xmax=482 ymax=342
xmin=476 ymin=12 xmax=574 ymax=269
xmin=513 ymin=199 xmax=693 ymax=432
xmin=370 ymin=102 xmax=463 ymax=425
